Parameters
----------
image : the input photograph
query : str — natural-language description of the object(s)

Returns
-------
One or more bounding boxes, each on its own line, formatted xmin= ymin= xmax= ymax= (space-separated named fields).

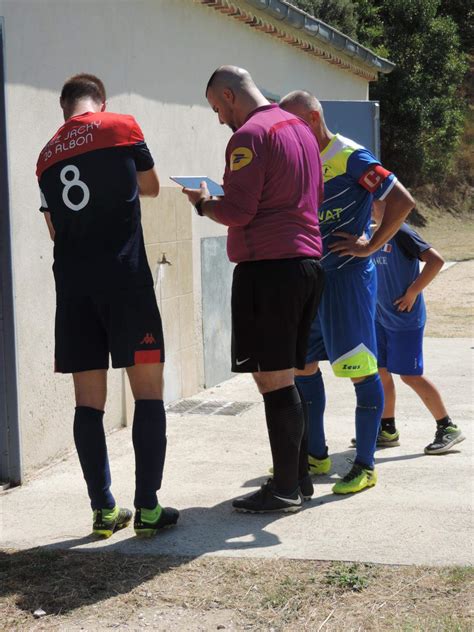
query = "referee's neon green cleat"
xmin=308 ymin=453 xmax=332 ymax=475
xmin=332 ymin=463 xmax=377 ymax=495
xmin=92 ymin=506 xmax=132 ymax=538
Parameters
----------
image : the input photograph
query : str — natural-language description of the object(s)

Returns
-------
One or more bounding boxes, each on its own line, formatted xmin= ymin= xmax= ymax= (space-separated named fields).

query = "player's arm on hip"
xmin=367 ymin=180 xmax=415 ymax=254
xmin=395 ymin=247 xmax=444 ymax=312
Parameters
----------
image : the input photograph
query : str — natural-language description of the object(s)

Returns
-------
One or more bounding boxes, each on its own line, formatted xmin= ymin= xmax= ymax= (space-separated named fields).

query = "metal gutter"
xmin=249 ymin=0 xmax=394 ymax=74
xmin=197 ymin=0 xmax=395 ymax=81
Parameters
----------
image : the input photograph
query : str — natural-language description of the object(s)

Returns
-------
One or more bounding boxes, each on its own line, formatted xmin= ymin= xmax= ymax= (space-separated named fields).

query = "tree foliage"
xmin=289 ymin=0 xmax=468 ymax=187
xmin=291 ymin=0 xmax=358 ymax=38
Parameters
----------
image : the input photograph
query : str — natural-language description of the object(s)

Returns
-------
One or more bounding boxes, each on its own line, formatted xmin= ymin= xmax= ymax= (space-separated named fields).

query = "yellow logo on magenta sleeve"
xmin=230 ymin=147 xmax=253 ymax=171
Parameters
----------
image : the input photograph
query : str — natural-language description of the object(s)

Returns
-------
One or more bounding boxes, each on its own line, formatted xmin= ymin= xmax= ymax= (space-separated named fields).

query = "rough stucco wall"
xmin=0 ymin=0 xmax=369 ymax=473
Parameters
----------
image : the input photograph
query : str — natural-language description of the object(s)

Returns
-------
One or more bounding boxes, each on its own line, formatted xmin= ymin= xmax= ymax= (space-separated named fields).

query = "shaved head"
xmin=280 ymin=90 xmax=332 ymax=148
xmin=279 ymin=90 xmax=323 ymax=116
xmin=205 ymin=65 xmax=268 ymax=132
xmin=205 ymin=65 xmax=256 ymax=97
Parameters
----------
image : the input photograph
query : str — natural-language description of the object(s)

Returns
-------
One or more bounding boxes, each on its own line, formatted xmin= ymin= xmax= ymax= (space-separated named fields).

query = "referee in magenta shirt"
xmin=183 ymin=66 xmax=324 ymax=513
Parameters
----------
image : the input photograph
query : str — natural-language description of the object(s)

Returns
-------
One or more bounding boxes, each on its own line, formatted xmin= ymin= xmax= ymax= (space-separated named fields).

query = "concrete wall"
xmin=0 ymin=0 xmax=369 ymax=474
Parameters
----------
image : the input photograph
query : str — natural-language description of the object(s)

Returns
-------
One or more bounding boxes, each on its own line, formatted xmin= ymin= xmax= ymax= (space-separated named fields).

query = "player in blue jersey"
xmin=371 ymin=204 xmax=465 ymax=453
xmin=280 ymin=90 xmax=415 ymax=493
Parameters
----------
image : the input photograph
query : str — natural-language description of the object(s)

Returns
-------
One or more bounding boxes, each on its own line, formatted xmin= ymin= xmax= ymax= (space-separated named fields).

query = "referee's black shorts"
xmin=231 ymin=257 xmax=324 ymax=373
xmin=54 ymin=286 xmax=164 ymax=373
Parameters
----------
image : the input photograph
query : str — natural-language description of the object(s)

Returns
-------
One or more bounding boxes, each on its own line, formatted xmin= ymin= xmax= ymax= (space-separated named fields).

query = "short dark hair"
xmin=60 ymin=73 xmax=106 ymax=104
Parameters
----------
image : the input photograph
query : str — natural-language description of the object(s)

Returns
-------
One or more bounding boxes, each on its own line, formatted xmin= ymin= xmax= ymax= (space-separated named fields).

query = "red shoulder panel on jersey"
xmin=36 ymin=112 xmax=144 ymax=179
xmin=358 ymin=164 xmax=392 ymax=193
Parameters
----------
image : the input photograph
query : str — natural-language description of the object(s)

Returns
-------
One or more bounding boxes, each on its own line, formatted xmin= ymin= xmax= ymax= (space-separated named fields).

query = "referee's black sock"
xmin=133 ymin=399 xmax=167 ymax=509
xmin=295 ymin=382 xmax=310 ymax=481
xmin=73 ymin=406 xmax=115 ymax=510
xmin=263 ymin=385 xmax=304 ymax=496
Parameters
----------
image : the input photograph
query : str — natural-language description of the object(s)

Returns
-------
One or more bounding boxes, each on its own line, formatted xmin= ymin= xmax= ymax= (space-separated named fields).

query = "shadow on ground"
xmin=0 ymin=447 xmax=448 ymax=617
xmin=1 ymin=482 xmax=294 ymax=617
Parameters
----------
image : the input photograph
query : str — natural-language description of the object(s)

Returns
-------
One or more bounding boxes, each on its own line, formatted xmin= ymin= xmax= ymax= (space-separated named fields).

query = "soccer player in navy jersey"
xmin=280 ymin=90 xmax=415 ymax=493
xmin=372 ymin=202 xmax=464 ymax=454
xmin=37 ymin=74 xmax=178 ymax=537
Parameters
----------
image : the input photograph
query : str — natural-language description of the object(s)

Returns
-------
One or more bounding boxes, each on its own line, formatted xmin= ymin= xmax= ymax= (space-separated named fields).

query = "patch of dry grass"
xmin=424 ymin=261 xmax=473 ymax=337
xmin=1 ymin=550 xmax=472 ymax=631
xmin=409 ymin=210 xmax=474 ymax=263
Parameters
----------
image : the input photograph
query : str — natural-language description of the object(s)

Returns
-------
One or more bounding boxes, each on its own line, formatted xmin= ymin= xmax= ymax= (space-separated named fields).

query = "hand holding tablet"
xmin=170 ymin=176 xmax=224 ymax=197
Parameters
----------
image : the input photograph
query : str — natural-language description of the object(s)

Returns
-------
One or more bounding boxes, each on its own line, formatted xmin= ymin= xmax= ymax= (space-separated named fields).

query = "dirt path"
xmin=424 ymin=260 xmax=473 ymax=337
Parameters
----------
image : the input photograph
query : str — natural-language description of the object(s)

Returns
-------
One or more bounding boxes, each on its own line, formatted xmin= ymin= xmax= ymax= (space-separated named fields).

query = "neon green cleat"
xmin=377 ymin=429 xmax=400 ymax=446
xmin=308 ymin=454 xmax=332 ymax=475
xmin=332 ymin=462 xmax=377 ymax=495
xmin=268 ymin=454 xmax=331 ymax=478
xmin=92 ymin=506 xmax=132 ymax=538
xmin=351 ymin=429 xmax=400 ymax=448
xmin=134 ymin=504 xmax=179 ymax=538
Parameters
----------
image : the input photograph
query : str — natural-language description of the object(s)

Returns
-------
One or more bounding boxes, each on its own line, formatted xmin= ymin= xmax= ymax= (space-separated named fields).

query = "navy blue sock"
xmin=295 ymin=370 xmax=327 ymax=459
xmin=133 ymin=399 xmax=167 ymax=509
xmin=73 ymin=406 xmax=115 ymax=510
xmin=354 ymin=374 xmax=384 ymax=469
xmin=295 ymin=382 xmax=309 ymax=481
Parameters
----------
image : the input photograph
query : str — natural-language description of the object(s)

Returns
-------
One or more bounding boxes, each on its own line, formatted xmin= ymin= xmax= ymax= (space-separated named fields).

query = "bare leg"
xmin=379 ymin=367 xmax=396 ymax=418
xmin=295 ymin=360 xmax=319 ymax=377
xmin=73 ymin=369 xmax=107 ymax=409
xmin=252 ymin=368 xmax=294 ymax=394
xmin=400 ymin=374 xmax=448 ymax=420
xmin=126 ymin=362 xmax=164 ymax=400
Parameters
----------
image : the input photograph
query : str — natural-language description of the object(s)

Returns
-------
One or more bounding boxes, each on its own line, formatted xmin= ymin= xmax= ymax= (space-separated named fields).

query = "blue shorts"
xmin=376 ymin=321 xmax=424 ymax=375
xmin=306 ymin=260 xmax=378 ymax=378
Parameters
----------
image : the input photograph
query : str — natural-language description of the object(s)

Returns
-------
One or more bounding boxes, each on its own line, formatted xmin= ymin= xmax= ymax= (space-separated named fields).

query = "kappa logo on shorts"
xmin=140 ymin=333 xmax=156 ymax=345
xmin=230 ymin=147 xmax=253 ymax=171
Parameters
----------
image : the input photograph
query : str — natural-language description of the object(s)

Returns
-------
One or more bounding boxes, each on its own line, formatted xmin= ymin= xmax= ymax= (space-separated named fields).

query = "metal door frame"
xmin=0 ymin=17 xmax=21 ymax=486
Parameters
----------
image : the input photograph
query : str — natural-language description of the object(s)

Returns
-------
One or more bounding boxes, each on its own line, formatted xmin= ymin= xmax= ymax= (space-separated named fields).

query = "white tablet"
xmin=170 ymin=176 xmax=224 ymax=197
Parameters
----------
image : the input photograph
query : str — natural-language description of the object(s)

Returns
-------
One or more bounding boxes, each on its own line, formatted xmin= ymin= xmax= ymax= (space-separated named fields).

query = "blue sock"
xmin=73 ymin=406 xmax=115 ymax=510
xmin=354 ymin=374 xmax=384 ymax=469
xmin=133 ymin=399 xmax=167 ymax=509
xmin=295 ymin=370 xmax=327 ymax=459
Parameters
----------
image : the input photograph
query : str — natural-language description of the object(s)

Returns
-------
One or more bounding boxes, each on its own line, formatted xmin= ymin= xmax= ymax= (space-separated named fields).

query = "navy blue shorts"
xmin=55 ymin=286 xmax=165 ymax=373
xmin=306 ymin=260 xmax=378 ymax=378
xmin=376 ymin=321 xmax=424 ymax=375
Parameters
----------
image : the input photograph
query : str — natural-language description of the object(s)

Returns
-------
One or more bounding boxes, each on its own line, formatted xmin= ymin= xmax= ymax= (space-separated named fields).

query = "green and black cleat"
xmin=134 ymin=505 xmax=180 ymax=538
xmin=92 ymin=506 xmax=132 ymax=538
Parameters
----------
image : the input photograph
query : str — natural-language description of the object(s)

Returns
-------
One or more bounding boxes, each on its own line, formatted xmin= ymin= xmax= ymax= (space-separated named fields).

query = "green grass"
xmin=325 ymin=562 xmax=372 ymax=592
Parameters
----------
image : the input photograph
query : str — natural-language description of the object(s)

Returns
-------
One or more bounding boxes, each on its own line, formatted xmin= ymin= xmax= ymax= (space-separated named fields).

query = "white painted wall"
xmin=0 ymin=0 xmax=369 ymax=473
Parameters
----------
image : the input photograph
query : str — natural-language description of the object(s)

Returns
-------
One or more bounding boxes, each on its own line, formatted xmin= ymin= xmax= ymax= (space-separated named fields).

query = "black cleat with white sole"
xmin=299 ymin=474 xmax=314 ymax=501
xmin=232 ymin=480 xmax=303 ymax=513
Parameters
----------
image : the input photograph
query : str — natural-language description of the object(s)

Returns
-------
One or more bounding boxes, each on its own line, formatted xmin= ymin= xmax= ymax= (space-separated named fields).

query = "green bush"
xmin=290 ymin=0 xmax=469 ymax=188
